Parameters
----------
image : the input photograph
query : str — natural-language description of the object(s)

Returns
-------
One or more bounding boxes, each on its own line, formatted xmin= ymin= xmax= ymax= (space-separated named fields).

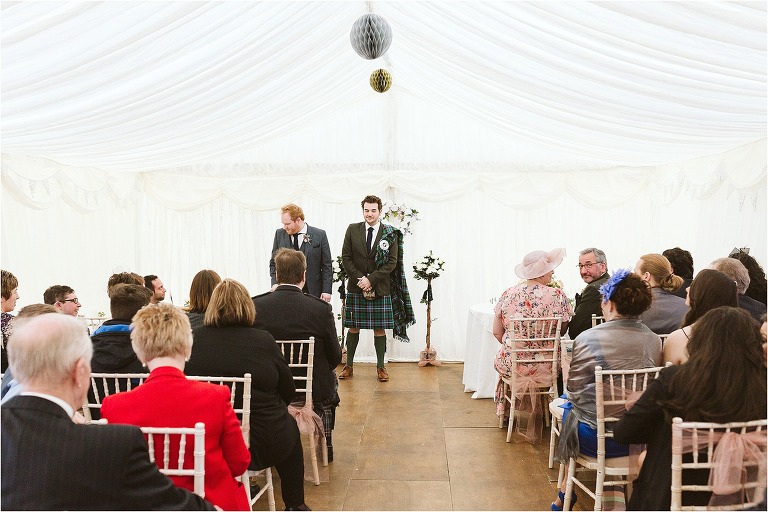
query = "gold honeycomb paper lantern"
xmin=370 ymin=69 xmax=392 ymax=93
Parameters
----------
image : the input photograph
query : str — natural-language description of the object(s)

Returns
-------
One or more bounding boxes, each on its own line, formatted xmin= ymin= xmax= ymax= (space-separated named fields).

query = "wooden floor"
xmin=252 ymin=362 xmax=575 ymax=511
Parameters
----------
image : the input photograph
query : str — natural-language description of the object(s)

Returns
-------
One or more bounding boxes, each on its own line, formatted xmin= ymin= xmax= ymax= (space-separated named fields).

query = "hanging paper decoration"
xmin=350 ymin=13 xmax=392 ymax=59
xmin=370 ymin=69 xmax=392 ymax=93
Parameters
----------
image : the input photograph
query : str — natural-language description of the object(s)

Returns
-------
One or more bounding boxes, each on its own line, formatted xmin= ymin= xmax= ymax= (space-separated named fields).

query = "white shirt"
xmin=294 ymin=225 xmax=308 ymax=249
xmin=21 ymin=391 xmax=75 ymax=418
xmin=364 ymin=222 xmax=380 ymax=249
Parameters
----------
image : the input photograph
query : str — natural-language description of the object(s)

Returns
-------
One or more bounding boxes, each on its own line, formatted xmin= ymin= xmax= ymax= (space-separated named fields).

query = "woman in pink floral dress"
xmin=492 ymin=248 xmax=573 ymax=416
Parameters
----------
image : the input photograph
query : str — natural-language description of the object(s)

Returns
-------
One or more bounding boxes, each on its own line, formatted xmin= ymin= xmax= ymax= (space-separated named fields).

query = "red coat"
xmin=102 ymin=366 xmax=250 ymax=511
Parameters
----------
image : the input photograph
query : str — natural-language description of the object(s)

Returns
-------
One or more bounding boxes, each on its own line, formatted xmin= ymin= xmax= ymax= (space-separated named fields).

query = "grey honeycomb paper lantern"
xmin=370 ymin=69 xmax=392 ymax=93
xmin=350 ymin=14 xmax=392 ymax=60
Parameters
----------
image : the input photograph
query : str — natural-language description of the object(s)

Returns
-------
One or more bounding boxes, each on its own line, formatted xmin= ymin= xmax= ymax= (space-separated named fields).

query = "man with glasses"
xmin=567 ymin=248 xmax=611 ymax=339
xmin=43 ymin=285 xmax=82 ymax=317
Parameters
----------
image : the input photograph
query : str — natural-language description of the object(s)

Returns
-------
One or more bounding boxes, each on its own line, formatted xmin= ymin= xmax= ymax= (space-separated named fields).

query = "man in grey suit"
xmin=270 ymin=203 xmax=333 ymax=302
xmin=1 ymin=313 xmax=215 ymax=511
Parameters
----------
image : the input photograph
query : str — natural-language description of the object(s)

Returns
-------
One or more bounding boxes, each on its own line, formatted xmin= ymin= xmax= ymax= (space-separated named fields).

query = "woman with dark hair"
xmin=185 ymin=279 xmax=310 ymax=511
xmin=663 ymin=269 xmax=738 ymax=365
xmin=552 ymin=270 xmax=662 ymax=510
xmin=614 ymin=307 xmax=767 ymax=510
xmin=635 ymin=253 xmax=689 ymax=334
xmin=662 ymin=247 xmax=694 ymax=299
xmin=730 ymin=250 xmax=767 ymax=305
xmin=185 ymin=269 xmax=222 ymax=329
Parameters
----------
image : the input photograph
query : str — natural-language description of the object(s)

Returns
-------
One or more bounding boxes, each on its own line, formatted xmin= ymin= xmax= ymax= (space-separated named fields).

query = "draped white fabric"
xmin=1 ymin=1 xmax=766 ymax=361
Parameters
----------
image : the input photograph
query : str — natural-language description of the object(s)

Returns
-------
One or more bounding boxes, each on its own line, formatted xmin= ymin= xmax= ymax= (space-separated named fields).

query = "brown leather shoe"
xmin=338 ymin=365 xmax=353 ymax=379
xmin=377 ymin=367 xmax=389 ymax=382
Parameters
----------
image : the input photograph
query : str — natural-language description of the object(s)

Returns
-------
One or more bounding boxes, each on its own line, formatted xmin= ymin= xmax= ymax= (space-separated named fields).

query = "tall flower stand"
xmin=418 ymin=278 xmax=441 ymax=367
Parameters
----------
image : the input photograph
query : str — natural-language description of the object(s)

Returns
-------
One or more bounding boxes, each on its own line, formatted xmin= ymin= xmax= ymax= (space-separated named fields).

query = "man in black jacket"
xmin=253 ymin=248 xmax=342 ymax=461
xmin=568 ymin=247 xmax=611 ymax=340
xmin=89 ymin=284 xmax=151 ymax=417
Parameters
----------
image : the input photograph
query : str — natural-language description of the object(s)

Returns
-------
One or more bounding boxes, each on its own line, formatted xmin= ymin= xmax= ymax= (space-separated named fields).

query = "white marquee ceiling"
xmin=2 ymin=1 xmax=766 ymax=179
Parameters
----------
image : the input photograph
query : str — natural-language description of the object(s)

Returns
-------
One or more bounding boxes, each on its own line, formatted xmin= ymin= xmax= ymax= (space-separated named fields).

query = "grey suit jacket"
xmin=270 ymin=224 xmax=333 ymax=297
xmin=1 ymin=395 xmax=215 ymax=511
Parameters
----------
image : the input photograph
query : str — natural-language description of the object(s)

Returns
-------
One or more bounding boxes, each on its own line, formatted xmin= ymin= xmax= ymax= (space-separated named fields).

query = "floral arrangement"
xmin=332 ymin=255 xmax=347 ymax=283
xmin=413 ymin=251 xmax=445 ymax=281
xmin=382 ymin=202 xmax=420 ymax=236
xmin=599 ymin=268 xmax=631 ymax=303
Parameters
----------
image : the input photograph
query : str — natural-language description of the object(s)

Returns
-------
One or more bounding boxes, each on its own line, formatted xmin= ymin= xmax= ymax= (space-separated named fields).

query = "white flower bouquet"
xmin=382 ymin=202 xmax=419 ymax=236
xmin=413 ymin=251 xmax=445 ymax=281
xmin=332 ymin=255 xmax=347 ymax=283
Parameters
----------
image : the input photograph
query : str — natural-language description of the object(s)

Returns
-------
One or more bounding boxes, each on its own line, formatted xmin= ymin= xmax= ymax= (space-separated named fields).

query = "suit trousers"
xmin=274 ymin=435 xmax=306 ymax=507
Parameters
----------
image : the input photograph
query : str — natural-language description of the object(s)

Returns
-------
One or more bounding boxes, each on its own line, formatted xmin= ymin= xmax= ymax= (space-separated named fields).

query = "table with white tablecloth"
xmin=462 ymin=303 xmax=500 ymax=399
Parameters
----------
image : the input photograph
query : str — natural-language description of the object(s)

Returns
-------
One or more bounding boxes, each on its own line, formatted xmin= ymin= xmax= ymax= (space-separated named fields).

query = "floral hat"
xmin=514 ymin=248 xmax=566 ymax=280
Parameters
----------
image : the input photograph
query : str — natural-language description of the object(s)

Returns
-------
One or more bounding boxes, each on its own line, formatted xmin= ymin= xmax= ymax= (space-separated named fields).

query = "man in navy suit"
xmin=270 ymin=203 xmax=333 ymax=302
xmin=1 ymin=313 xmax=215 ymax=511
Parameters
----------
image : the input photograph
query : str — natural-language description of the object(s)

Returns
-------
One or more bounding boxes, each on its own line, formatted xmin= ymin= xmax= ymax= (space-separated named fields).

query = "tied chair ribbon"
xmin=287 ymin=402 xmax=328 ymax=482
xmin=512 ymin=365 xmax=553 ymax=443
xmin=704 ymin=431 xmax=767 ymax=507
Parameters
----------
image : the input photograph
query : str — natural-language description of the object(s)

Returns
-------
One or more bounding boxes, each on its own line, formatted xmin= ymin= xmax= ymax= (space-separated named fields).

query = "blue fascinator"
xmin=599 ymin=268 xmax=632 ymax=304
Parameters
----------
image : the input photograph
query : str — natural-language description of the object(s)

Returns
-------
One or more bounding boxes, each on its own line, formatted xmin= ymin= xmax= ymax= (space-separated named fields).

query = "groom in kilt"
xmin=339 ymin=195 xmax=414 ymax=382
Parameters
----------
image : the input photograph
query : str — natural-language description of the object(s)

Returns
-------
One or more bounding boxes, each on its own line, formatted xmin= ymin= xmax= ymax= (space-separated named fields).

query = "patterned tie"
xmin=292 ymin=234 xmax=299 ymax=251
xmin=367 ymin=226 xmax=374 ymax=253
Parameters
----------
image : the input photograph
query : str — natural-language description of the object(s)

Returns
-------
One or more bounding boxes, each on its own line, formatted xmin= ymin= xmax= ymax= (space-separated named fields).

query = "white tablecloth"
xmin=462 ymin=303 xmax=500 ymax=399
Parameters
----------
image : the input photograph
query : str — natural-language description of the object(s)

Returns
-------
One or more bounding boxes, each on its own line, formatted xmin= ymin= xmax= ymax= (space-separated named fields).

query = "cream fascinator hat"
xmin=514 ymin=248 xmax=566 ymax=280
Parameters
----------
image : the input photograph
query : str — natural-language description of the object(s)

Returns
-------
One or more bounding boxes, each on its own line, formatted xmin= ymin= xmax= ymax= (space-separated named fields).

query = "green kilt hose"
xmin=344 ymin=292 xmax=395 ymax=330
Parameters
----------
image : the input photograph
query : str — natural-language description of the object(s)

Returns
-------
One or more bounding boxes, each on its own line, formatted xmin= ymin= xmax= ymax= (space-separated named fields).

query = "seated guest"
xmin=663 ymin=269 xmax=738 ymax=365
xmin=492 ymin=248 xmax=573 ymax=427
xmin=186 ymin=279 xmax=311 ymax=511
xmin=144 ymin=274 xmax=166 ymax=304
xmin=43 ymin=284 xmax=82 ymax=317
xmin=662 ymin=247 xmax=694 ymax=299
xmin=101 ymin=303 xmax=250 ymax=511
xmin=1 ymin=304 xmax=57 ymax=403
xmin=552 ymin=270 xmax=662 ymax=510
xmin=730 ymin=249 xmax=767 ymax=305
xmin=89 ymin=284 xmax=152 ymax=418
xmin=253 ymin=248 xmax=342 ymax=461
xmin=568 ymin=248 xmax=610 ymax=339
xmin=0 ymin=313 xmax=215 ymax=510
xmin=710 ymin=257 xmax=766 ymax=322
xmin=635 ymin=253 xmax=689 ymax=334
xmin=107 ymin=271 xmax=145 ymax=297
xmin=614 ymin=307 xmax=767 ymax=510
xmin=1 ymin=269 xmax=19 ymax=372
xmin=186 ymin=269 xmax=221 ymax=330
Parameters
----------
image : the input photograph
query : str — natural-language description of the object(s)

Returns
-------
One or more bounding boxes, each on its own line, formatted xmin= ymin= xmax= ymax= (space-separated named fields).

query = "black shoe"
xmin=250 ymin=483 xmax=261 ymax=497
xmin=327 ymin=446 xmax=333 ymax=463
xmin=285 ymin=505 xmax=311 ymax=511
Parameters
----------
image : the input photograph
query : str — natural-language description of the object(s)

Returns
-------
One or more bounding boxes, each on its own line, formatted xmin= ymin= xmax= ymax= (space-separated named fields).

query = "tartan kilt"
xmin=344 ymin=292 xmax=394 ymax=329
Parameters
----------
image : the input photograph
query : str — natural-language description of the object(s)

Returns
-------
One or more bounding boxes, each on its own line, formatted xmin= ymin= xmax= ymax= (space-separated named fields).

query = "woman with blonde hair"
xmin=634 ymin=253 xmax=689 ymax=334
xmin=186 ymin=269 xmax=222 ymax=329
xmin=185 ymin=279 xmax=310 ymax=511
xmin=101 ymin=303 xmax=250 ymax=510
